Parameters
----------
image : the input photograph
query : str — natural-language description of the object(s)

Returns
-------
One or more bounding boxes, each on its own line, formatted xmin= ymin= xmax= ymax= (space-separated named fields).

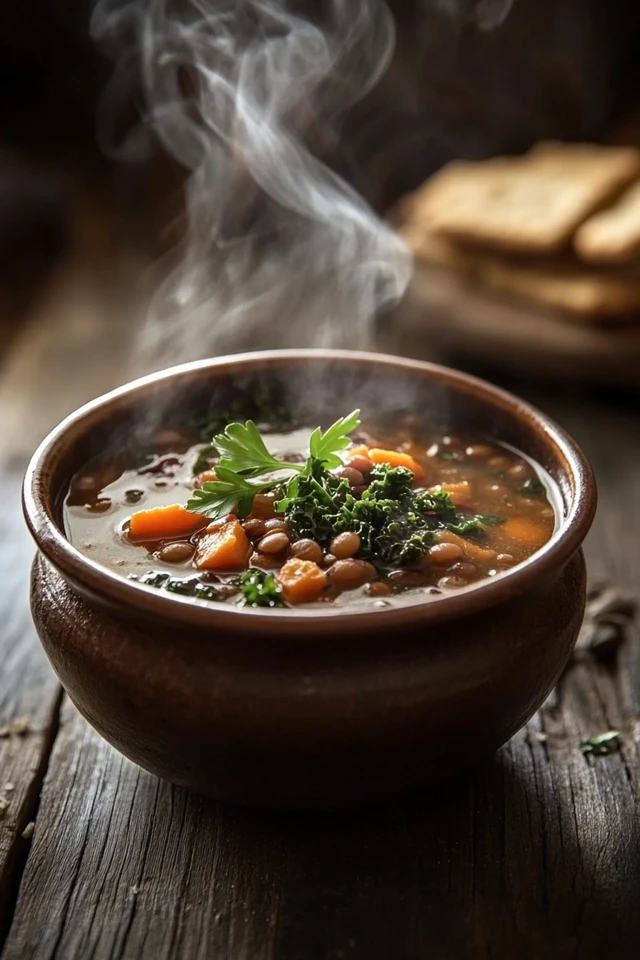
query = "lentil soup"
xmin=64 ymin=413 xmax=558 ymax=609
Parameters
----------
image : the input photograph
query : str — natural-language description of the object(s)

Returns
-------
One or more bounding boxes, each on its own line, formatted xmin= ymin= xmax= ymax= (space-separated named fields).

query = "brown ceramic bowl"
xmin=23 ymin=350 xmax=596 ymax=809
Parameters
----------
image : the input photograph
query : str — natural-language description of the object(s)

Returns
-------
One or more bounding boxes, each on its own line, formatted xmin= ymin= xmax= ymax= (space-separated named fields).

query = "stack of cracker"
xmin=399 ymin=142 xmax=640 ymax=321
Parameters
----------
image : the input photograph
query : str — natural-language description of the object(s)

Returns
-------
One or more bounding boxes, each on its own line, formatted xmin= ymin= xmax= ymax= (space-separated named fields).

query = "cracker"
xmin=402 ymin=225 xmax=640 ymax=320
xmin=574 ymin=180 xmax=640 ymax=263
xmin=406 ymin=143 xmax=640 ymax=255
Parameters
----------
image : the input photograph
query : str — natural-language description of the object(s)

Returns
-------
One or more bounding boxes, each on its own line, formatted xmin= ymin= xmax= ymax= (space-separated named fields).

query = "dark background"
xmin=2 ymin=0 xmax=640 ymax=323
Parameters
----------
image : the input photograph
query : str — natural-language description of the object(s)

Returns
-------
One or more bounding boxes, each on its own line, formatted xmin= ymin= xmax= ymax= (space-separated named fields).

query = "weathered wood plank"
xmin=1 ymin=699 xmax=285 ymax=960
xmin=398 ymin=264 xmax=640 ymax=388
xmin=0 ymin=471 xmax=62 ymax=948
xmin=4 ymin=676 xmax=640 ymax=960
xmin=2 ymin=379 xmax=640 ymax=959
xmin=0 ymin=202 xmax=149 ymax=948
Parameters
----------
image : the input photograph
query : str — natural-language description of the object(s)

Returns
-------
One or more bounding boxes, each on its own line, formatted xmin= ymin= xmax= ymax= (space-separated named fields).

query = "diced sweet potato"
xmin=499 ymin=518 xmax=549 ymax=549
xmin=194 ymin=520 xmax=252 ymax=571
xmin=367 ymin=447 xmax=426 ymax=482
xmin=129 ymin=504 xmax=207 ymax=541
xmin=249 ymin=494 xmax=277 ymax=520
xmin=276 ymin=558 xmax=327 ymax=605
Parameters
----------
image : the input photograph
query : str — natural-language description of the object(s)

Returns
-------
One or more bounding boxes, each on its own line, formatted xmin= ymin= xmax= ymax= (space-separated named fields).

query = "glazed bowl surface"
xmin=24 ymin=350 xmax=596 ymax=808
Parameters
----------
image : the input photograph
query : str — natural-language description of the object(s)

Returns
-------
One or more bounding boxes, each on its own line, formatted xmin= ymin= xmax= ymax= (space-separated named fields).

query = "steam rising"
xmin=91 ymin=0 xmax=412 ymax=366
xmin=437 ymin=0 xmax=515 ymax=31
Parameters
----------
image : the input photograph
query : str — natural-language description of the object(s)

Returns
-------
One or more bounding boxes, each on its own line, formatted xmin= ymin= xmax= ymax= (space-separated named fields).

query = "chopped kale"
xmin=446 ymin=513 xmax=505 ymax=538
xmin=283 ymin=462 xmax=499 ymax=568
xmin=132 ymin=570 xmax=233 ymax=603
xmin=165 ymin=576 xmax=204 ymax=596
xmin=240 ymin=569 xmax=284 ymax=607
xmin=136 ymin=571 xmax=170 ymax=588
xmin=194 ymin=582 xmax=227 ymax=601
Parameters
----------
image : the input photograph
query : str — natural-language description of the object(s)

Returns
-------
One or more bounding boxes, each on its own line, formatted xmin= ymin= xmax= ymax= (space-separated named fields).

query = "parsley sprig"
xmin=186 ymin=411 xmax=361 ymax=520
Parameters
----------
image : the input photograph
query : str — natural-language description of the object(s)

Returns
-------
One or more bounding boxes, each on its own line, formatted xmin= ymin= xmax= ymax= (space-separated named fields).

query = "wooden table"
xmin=0 ymin=218 xmax=639 ymax=960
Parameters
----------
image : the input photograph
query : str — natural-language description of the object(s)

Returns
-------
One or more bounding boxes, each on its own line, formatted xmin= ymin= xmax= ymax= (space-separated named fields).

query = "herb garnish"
xmin=446 ymin=513 xmax=505 ymax=538
xmin=284 ymin=461 xmax=502 ymax=567
xmin=240 ymin=569 xmax=284 ymax=607
xmin=186 ymin=411 xmax=361 ymax=519
xmin=284 ymin=462 xmax=433 ymax=566
xmin=132 ymin=571 xmax=234 ymax=602
xmin=579 ymin=730 xmax=621 ymax=756
xmin=185 ymin=413 xmax=504 ymax=569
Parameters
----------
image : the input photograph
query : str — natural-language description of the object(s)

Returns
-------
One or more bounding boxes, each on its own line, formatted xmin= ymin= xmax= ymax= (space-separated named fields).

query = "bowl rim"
xmin=23 ymin=349 xmax=597 ymax=637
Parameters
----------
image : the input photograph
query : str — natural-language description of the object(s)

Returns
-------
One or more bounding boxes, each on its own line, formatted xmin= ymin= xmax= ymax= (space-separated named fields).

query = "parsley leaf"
xmin=308 ymin=410 xmax=361 ymax=470
xmin=187 ymin=411 xmax=361 ymax=521
xmin=186 ymin=470 xmax=274 ymax=519
xmin=213 ymin=420 xmax=298 ymax=478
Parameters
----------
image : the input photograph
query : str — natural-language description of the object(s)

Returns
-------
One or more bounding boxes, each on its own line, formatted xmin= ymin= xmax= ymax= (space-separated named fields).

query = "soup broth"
xmin=64 ymin=418 xmax=558 ymax=609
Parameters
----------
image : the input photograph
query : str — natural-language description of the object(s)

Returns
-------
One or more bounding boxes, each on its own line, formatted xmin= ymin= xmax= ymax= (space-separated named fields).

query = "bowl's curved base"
xmin=31 ymin=551 xmax=586 ymax=810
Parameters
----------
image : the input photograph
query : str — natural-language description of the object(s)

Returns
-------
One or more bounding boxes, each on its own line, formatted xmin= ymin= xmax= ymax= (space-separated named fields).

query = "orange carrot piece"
xmin=367 ymin=447 xmax=426 ymax=481
xmin=276 ymin=558 xmax=327 ymax=605
xmin=129 ymin=504 xmax=206 ymax=541
xmin=348 ymin=444 xmax=371 ymax=459
xmin=194 ymin=520 xmax=251 ymax=571
xmin=499 ymin=518 xmax=549 ymax=549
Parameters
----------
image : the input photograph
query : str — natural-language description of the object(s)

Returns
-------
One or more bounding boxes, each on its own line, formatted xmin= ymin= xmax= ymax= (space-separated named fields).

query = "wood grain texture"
xmin=2 ymin=381 xmax=640 ymax=960
xmin=1 ymin=185 xmax=640 ymax=958
xmin=0 ymin=198 xmax=149 ymax=950
xmin=398 ymin=263 xmax=640 ymax=387
xmin=0 ymin=472 xmax=61 ymax=948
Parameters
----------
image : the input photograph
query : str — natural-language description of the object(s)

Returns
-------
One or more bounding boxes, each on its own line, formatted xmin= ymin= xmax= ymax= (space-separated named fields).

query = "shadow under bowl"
xmin=23 ymin=350 xmax=596 ymax=809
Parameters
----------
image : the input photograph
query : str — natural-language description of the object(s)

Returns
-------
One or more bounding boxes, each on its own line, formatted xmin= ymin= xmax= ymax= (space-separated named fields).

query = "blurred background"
xmin=3 ymin=0 xmax=640 ymax=442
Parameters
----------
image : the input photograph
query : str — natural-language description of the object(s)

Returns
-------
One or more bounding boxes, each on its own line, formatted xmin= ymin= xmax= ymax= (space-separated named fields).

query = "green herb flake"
xmin=517 ymin=477 xmax=546 ymax=496
xmin=165 ymin=577 xmax=203 ymax=596
xmin=446 ymin=513 xmax=505 ymax=538
xmin=579 ymin=730 xmax=621 ymax=756
xmin=240 ymin=569 xmax=284 ymax=607
xmin=137 ymin=571 xmax=170 ymax=589
xmin=132 ymin=570 xmax=232 ymax=603
xmin=194 ymin=583 xmax=225 ymax=601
